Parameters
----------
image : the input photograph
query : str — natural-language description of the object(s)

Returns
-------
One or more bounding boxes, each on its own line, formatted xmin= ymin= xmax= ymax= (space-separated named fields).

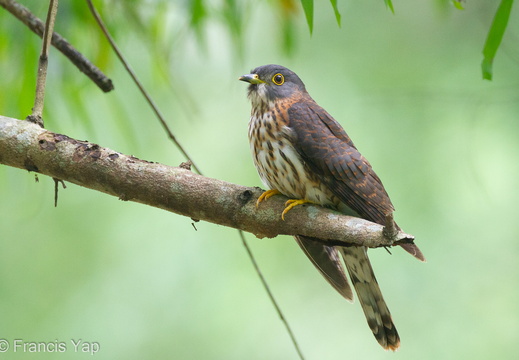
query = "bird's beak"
xmin=239 ymin=73 xmax=265 ymax=84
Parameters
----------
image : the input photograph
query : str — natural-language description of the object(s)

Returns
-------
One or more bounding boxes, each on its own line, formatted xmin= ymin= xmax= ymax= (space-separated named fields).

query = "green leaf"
xmin=452 ymin=0 xmax=465 ymax=10
xmin=190 ymin=0 xmax=206 ymax=28
xmin=300 ymin=0 xmax=313 ymax=34
xmin=189 ymin=0 xmax=207 ymax=45
xmin=384 ymin=0 xmax=395 ymax=14
xmin=329 ymin=0 xmax=341 ymax=27
xmin=481 ymin=0 xmax=514 ymax=80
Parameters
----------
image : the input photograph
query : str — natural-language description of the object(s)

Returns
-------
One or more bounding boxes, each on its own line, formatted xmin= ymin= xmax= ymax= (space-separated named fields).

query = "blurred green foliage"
xmin=384 ymin=0 xmax=395 ymax=14
xmin=482 ymin=0 xmax=514 ymax=80
xmin=1 ymin=0 xmax=519 ymax=359
xmin=300 ymin=0 xmax=314 ymax=33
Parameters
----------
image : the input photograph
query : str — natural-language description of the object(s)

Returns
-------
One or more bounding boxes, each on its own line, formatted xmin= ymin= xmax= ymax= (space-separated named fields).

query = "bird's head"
xmin=239 ymin=64 xmax=306 ymax=108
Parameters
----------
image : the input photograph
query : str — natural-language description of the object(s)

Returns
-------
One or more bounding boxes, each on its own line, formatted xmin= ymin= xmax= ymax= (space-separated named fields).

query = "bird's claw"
xmin=281 ymin=199 xmax=312 ymax=220
xmin=256 ymin=190 xmax=312 ymax=221
xmin=256 ymin=189 xmax=281 ymax=208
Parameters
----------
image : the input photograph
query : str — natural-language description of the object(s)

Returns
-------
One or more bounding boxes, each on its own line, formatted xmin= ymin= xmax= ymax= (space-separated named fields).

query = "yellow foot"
xmin=282 ymin=199 xmax=312 ymax=221
xmin=256 ymin=189 xmax=281 ymax=207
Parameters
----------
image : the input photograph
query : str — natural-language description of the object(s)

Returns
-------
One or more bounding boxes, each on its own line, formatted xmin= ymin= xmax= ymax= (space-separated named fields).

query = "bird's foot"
xmin=282 ymin=199 xmax=312 ymax=220
xmin=256 ymin=189 xmax=281 ymax=207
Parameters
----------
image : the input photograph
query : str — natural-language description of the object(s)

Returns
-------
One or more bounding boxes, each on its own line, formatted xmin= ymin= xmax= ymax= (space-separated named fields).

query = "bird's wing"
xmin=285 ymin=98 xmax=394 ymax=225
xmin=295 ymin=235 xmax=353 ymax=301
xmin=286 ymin=98 xmax=425 ymax=261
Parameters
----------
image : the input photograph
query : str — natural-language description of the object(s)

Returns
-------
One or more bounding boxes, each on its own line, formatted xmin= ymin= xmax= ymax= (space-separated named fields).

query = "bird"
xmin=239 ymin=64 xmax=424 ymax=351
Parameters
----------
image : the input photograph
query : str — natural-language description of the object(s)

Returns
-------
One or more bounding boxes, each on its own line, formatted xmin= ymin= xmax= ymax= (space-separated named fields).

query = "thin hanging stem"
xmin=238 ymin=230 xmax=305 ymax=360
xmin=85 ymin=0 xmax=201 ymax=174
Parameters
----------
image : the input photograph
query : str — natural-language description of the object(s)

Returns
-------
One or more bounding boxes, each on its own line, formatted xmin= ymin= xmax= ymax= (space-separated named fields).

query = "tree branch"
xmin=0 ymin=115 xmax=415 ymax=248
xmin=0 ymin=0 xmax=114 ymax=92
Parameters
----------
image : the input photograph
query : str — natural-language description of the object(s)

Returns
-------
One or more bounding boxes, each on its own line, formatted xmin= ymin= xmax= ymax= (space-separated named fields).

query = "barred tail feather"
xmin=340 ymin=246 xmax=400 ymax=350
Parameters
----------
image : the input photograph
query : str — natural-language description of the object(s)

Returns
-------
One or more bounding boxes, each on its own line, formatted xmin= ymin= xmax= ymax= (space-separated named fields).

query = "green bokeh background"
xmin=1 ymin=1 xmax=518 ymax=359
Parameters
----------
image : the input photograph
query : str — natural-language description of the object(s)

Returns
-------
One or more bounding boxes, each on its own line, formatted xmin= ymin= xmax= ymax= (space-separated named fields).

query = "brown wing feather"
xmin=296 ymin=236 xmax=353 ymax=301
xmin=286 ymin=98 xmax=394 ymax=224
xmin=286 ymin=97 xmax=425 ymax=260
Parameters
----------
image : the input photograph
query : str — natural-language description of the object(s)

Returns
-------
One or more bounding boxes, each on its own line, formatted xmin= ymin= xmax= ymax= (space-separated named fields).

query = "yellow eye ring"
xmin=272 ymin=73 xmax=284 ymax=85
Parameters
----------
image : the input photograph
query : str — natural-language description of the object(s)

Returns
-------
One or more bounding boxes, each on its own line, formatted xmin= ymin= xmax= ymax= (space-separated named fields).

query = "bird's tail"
xmin=340 ymin=246 xmax=400 ymax=351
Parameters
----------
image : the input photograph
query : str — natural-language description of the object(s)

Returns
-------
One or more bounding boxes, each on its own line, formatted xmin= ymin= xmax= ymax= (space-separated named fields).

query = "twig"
xmin=53 ymin=178 xmax=66 ymax=207
xmin=0 ymin=0 xmax=114 ymax=92
xmin=26 ymin=0 xmax=58 ymax=127
xmin=85 ymin=0 xmax=201 ymax=174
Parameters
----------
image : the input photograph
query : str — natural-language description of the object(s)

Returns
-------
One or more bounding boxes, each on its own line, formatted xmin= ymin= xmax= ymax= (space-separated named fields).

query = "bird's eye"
xmin=272 ymin=73 xmax=284 ymax=85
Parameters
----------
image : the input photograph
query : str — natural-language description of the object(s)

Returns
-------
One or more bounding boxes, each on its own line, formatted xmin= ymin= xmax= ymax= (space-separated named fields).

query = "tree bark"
xmin=0 ymin=115 xmax=414 ymax=248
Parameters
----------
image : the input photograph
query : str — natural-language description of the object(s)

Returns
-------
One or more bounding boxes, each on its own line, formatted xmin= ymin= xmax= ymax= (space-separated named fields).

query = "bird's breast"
xmin=248 ymin=109 xmax=338 ymax=207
